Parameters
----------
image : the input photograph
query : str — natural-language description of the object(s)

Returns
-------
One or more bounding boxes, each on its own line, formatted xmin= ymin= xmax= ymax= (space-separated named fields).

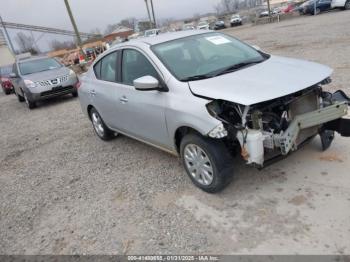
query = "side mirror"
xmin=134 ymin=75 xmax=160 ymax=91
xmin=9 ymin=73 xmax=17 ymax=78
xmin=252 ymin=45 xmax=261 ymax=51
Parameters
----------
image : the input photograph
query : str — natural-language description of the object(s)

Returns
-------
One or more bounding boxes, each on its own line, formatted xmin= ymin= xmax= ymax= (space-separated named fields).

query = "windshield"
xmin=19 ymin=58 xmax=62 ymax=75
xmin=151 ymin=32 xmax=267 ymax=81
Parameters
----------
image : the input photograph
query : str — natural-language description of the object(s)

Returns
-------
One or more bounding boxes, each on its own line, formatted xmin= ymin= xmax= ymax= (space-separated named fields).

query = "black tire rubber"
xmin=24 ymin=92 xmax=36 ymax=109
xmin=72 ymin=91 xmax=78 ymax=97
xmin=4 ymin=90 xmax=11 ymax=95
xmin=180 ymin=133 xmax=234 ymax=193
xmin=89 ymin=107 xmax=115 ymax=141
xmin=15 ymin=89 xmax=25 ymax=102
xmin=345 ymin=0 xmax=350 ymax=9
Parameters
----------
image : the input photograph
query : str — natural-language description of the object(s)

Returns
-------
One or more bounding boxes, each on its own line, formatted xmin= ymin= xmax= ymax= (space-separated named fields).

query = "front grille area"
xmin=36 ymin=74 xmax=69 ymax=87
xmin=40 ymin=86 xmax=73 ymax=97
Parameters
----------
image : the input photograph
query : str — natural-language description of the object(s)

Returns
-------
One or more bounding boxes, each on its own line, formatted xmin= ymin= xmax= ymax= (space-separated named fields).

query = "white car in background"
xmin=197 ymin=21 xmax=210 ymax=30
xmin=182 ymin=24 xmax=195 ymax=30
xmin=331 ymin=0 xmax=350 ymax=9
xmin=144 ymin=29 xmax=161 ymax=37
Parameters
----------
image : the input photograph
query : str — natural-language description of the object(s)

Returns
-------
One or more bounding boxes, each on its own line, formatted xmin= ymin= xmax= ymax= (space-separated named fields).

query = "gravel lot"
xmin=1 ymin=10 xmax=350 ymax=255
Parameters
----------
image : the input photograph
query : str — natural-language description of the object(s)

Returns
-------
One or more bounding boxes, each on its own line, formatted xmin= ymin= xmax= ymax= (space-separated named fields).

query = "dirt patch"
xmin=288 ymin=195 xmax=307 ymax=206
xmin=319 ymin=154 xmax=344 ymax=163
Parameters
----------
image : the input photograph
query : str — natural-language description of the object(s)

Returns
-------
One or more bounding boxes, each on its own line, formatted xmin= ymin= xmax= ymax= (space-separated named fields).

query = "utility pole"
xmin=63 ymin=0 xmax=87 ymax=60
xmin=0 ymin=15 xmax=15 ymax=53
xmin=144 ymin=0 xmax=153 ymax=29
xmin=266 ymin=0 xmax=272 ymax=19
xmin=150 ymin=0 xmax=157 ymax=28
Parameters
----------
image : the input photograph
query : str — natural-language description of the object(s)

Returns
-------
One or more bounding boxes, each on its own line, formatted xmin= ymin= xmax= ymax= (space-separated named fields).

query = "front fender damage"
xmin=206 ymin=87 xmax=350 ymax=168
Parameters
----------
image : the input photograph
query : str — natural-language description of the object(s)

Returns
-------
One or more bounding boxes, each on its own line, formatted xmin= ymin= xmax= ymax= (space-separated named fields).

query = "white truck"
xmin=331 ymin=0 xmax=350 ymax=9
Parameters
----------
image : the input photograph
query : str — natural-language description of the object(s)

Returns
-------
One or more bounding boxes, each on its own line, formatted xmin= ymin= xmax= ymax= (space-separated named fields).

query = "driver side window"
xmin=121 ymin=49 xmax=159 ymax=86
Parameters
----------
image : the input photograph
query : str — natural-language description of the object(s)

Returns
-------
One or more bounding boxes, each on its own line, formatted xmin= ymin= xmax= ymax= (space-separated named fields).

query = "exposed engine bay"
xmin=206 ymin=83 xmax=350 ymax=167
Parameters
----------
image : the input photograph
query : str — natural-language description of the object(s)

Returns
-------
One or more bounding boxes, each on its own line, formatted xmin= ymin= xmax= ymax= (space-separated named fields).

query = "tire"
xmin=314 ymin=8 xmax=321 ymax=14
xmin=4 ymin=89 xmax=11 ymax=95
xmin=14 ymin=89 xmax=25 ymax=102
xmin=345 ymin=0 xmax=350 ymax=9
xmin=23 ymin=92 xmax=36 ymax=109
xmin=72 ymin=91 xmax=78 ymax=97
xmin=89 ymin=107 xmax=116 ymax=141
xmin=180 ymin=133 xmax=234 ymax=193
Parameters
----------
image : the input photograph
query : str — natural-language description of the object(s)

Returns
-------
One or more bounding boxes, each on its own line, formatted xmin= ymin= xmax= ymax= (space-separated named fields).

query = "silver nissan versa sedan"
xmin=11 ymin=56 xmax=79 ymax=109
xmin=78 ymin=30 xmax=350 ymax=193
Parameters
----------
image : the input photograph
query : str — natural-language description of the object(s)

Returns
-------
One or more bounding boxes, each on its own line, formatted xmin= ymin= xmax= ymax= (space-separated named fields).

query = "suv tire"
xmin=89 ymin=107 xmax=116 ymax=140
xmin=15 ymin=89 xmax=25 ymax=102
xmin=345 ymin=0 xmax=350 ymax=9
xmin=180 ymin=133 xmax=234 ymax=193
xmin=23 ymin=92 xmax=36 ymax=109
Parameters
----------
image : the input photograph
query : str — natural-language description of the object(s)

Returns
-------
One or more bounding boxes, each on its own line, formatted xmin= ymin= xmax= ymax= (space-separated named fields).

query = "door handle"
xmin=120 ymin=96 xmax=128 ymax=103
xmin=89 ymin=90 xmax=96 ymax=96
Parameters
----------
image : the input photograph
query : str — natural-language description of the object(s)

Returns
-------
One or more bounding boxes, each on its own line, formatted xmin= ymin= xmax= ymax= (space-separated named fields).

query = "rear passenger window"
xmin=98 ymin=52 xmax=118 ymax=82
xmin=94 ymin=60 xmax=101 ymax=79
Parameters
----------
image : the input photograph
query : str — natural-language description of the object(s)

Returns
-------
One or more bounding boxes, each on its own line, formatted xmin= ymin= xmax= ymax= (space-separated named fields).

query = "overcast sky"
xmin=1 ymin=0 xmax=221 ymax=51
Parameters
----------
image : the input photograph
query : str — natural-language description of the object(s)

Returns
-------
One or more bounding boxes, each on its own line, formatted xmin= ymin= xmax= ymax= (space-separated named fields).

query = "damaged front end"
xmin=206 ymin=84 xmax=350 ymax=168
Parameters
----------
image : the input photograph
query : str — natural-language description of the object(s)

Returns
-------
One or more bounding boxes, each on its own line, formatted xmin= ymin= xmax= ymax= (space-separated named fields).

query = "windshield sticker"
xmin=206 ymin=36 xmax=231 ymax=45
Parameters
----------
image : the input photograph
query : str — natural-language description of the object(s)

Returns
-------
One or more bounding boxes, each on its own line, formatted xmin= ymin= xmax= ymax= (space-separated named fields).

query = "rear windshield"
xmin=19 ymin=58 xmax=62 ymax=75
xmin=0 ymin=65 xmax=13 ymax=77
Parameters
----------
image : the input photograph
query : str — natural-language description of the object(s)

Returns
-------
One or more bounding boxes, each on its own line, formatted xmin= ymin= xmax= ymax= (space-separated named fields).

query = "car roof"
xmin=16 ymin=56 xmax=50 ymax=63
xmin=111 ymin=30 xmax=212 ymax=49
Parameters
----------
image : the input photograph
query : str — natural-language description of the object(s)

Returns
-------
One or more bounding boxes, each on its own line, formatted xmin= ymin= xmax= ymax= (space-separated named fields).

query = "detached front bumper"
xmin=237 ymin=99 xmax=350 ymax=167
xmin=276 ymin=101 xmax=348 ymax=155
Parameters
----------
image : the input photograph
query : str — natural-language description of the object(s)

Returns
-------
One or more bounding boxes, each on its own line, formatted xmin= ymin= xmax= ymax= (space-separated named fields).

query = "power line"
xmin=0 ymin=20 xmax=99 ymax=38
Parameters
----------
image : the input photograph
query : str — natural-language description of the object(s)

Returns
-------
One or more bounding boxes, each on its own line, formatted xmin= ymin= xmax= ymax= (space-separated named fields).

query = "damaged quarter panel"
xmin=189 ymin=55 xmax=333 ymax=105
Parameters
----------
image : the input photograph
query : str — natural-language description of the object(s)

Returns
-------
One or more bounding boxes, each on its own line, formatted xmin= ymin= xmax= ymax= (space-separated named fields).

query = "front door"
xmin=115 ymin=48 xmax=169 ymax=148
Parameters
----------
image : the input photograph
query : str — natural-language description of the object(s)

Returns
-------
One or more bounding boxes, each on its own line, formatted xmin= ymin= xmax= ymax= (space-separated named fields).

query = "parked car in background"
xmin=331 ymin=0 xmax=350 ymax=9
xmin=283 ymin=3 xmax=297 ymax=13
xmin=197 ymin=21 xmax=210 ymax=30
xmin=78 ymin=30 xmax=350 ymax=193
xmin=213 ymin=20 xmax=226 ymax=30
xmin=144 ymin=29 xmax=161 ymax=37
xmin=230 ymin=14 xmax=243 ymax=26
xmin=0 ymin=64 xmax=14 ymax=95
xmin=298 ymin=0 xmax=332 ymax=14
xmin=11 ymin=56 xmax=79 ymax=109
xmin=259 ymin=10 xmax=270 ymax=17
xmin=182 ymin=24 xmax=195 ymax=31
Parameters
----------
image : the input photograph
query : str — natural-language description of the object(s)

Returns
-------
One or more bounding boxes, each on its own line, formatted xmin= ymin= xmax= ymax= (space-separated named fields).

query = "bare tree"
xmin=50 ymin=39 xmax=75 ymax=51
xmin=15 ymin=32 xmax=39 ymax=54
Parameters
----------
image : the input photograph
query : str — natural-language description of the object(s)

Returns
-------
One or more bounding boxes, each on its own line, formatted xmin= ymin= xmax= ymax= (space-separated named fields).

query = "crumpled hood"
xmin=189 ymin=55 xmax=333 ymax=105
xmin=23 ymin=67 xmax=70 ymax=82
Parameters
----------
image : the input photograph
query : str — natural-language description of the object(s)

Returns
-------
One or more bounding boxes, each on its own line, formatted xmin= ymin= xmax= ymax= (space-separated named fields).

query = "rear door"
xmin=88 ymin=51 xmax=121 ymax=129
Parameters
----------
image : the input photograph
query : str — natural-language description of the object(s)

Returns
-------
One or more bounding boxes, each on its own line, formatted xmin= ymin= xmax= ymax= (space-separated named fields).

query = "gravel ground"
xmin=1 ymin=10 xmax=350 ymax=255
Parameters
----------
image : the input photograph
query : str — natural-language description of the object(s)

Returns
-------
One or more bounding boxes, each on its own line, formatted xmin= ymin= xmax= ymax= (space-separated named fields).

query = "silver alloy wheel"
xmin=91 ymin=112 xmax=105 ymax=137
xmin=183 ymin=144 xmax=214 ymax=186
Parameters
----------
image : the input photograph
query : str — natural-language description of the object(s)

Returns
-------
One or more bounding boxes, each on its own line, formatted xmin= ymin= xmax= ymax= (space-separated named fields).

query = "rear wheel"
xmin=180 ymin=133 xmax=234 ymax=193
xmin=72 ymin=91 xmax=78 ymax=97
xmin=89 ymin=107 xmax=116 ymax=140
xmin=23 ymin=92 xmax=36 ymax=109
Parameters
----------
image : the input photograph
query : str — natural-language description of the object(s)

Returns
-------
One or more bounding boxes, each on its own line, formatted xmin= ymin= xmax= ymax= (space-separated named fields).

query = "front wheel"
xmin=345 ymin=0 xmax=350 ymax=9
xmin=89 ymin=107 xmax=116 ymax=140
xmin=14 ymin=89 xmax=25 ymax=102
xmin=23 ymin=92 xmax=36 ymax=109
xmin=180 ymin=134 xmax=234 ymax=193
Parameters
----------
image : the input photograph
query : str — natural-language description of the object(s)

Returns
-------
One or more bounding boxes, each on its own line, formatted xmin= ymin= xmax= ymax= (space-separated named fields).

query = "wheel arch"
xmin=174 ymin=126 xmax=205 ymax=154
